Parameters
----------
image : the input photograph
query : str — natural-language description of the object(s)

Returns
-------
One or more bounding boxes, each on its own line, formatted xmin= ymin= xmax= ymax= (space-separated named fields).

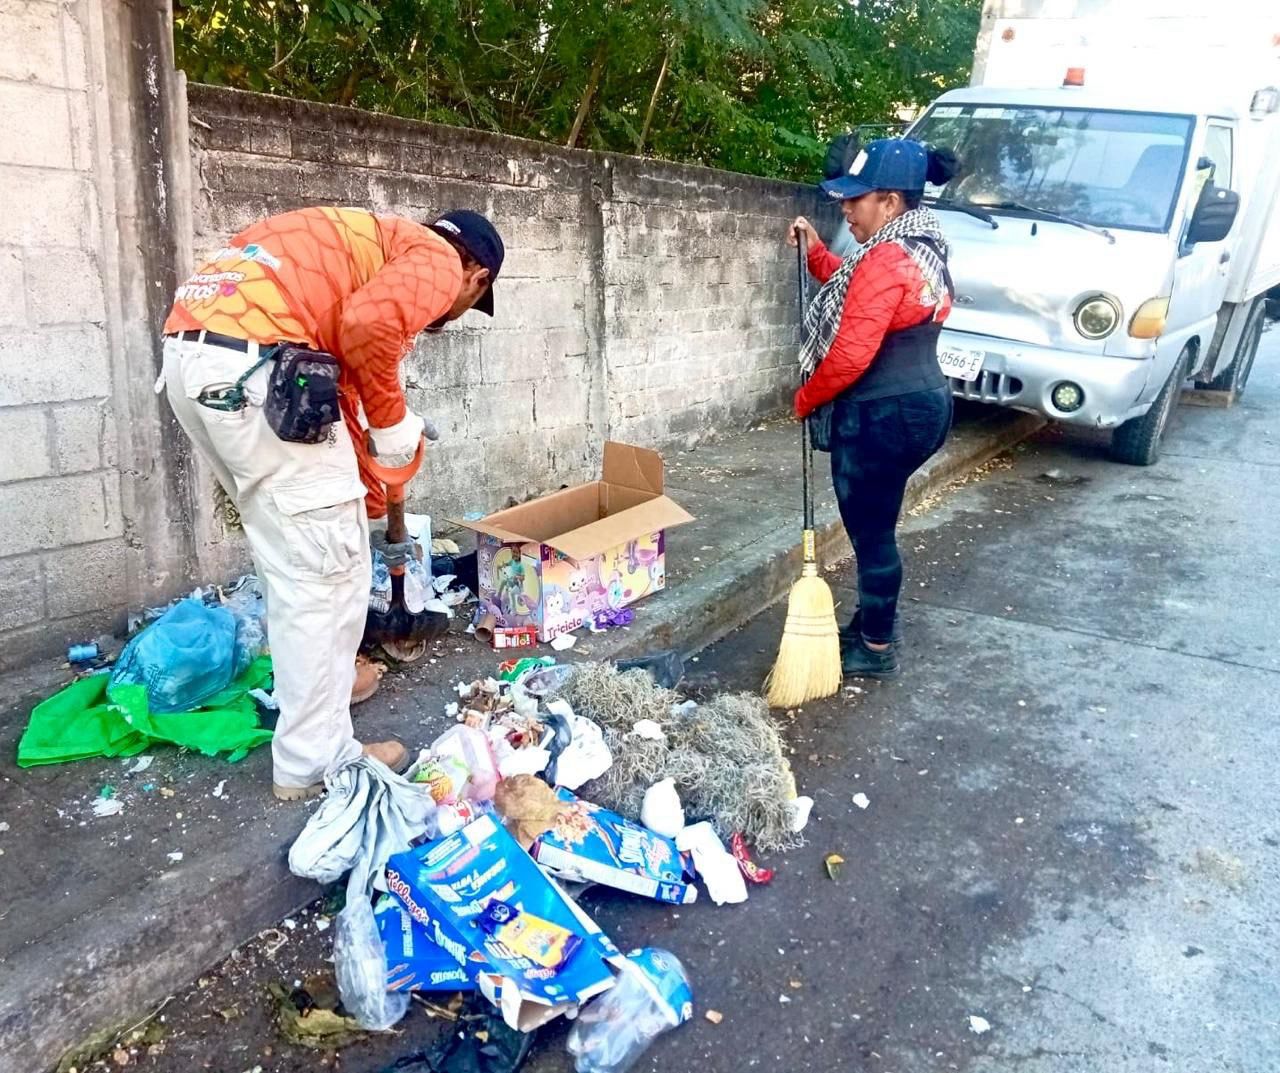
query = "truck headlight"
xmin=1128 ymin=296 xmax=1170 ymax=339
xmin=1074 ymin=295 xmax=1120 ymax=339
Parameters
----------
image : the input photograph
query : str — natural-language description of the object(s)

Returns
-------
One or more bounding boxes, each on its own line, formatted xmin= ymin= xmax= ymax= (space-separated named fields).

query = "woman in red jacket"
xmin=788 ymin=138 xmax=960 ymax=679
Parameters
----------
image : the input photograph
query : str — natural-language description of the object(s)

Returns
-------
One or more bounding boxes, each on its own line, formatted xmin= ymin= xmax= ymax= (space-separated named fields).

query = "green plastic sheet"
xmin=17 ymin=656 xmax=275 ymax=768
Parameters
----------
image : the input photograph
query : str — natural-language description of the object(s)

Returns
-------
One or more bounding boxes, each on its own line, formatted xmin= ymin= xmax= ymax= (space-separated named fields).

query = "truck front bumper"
xmin=941 ymin=329 xmax=1154 ymax=429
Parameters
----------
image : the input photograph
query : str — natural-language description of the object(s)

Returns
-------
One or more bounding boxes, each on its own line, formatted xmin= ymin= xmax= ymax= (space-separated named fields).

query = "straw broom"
xmin=765 ymin=229 xmax=842 ymax=708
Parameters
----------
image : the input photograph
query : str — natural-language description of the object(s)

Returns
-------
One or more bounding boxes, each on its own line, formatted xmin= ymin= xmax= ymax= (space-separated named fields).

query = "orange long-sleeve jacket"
xmin=164 ymin=207 xmax=463 ymax=517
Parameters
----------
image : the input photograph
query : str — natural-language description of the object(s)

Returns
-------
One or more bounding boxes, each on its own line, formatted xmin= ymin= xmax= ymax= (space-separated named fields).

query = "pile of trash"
xmin=286 ymin=655 xmax=808 ymax=1071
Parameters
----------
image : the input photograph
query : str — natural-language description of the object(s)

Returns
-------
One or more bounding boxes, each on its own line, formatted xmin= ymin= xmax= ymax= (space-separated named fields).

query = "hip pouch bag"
xmin=265 ymin=345 xmax=342 ymax=444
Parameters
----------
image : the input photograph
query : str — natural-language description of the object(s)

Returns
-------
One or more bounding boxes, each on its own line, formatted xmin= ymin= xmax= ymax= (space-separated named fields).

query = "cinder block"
xmin=249 ymin=126 xmax=291 ymax=157
xmin=0 ymin=471 xmax=122 ymax=555
xmin=0 ymin=83 xmax=75 ymax=168
xmin=480 ymin=332 xmax=548 ymax=384
xmin=467 ymin=381 xmax=533 ymax=437
xmin=0 ymin=167 xmax=95 ymax=247
xmin=219 ymin=160 xmax=303 ymax=198
xmin=404 ymin=331 xmax=481 ymax=391
xmin=299 ymin=165 xmax=371 ymax=202
xmin=0 ymin=1 xmax=64 ymax=85
xmin=0 ymin=249 xmax=24 ymax=327
xmin=25 ymin=248 xmax=105 ymax=325
xmin=43 ymin=537 xmax=129 ymax=618
xmin=0 ymin=408 xmax=50 ymax=480
xmin=533 ymin=376 xmax=590 ymax=431
xmin=51 ymin=401 xmax=107 ymax=473
xmin=0 ymin=552 xmax=44 ymax=630
xmin=0 ymin=325 xmax=110 ymax=403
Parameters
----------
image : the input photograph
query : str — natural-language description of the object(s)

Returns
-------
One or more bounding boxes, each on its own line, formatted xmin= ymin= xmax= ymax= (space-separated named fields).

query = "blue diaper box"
xmin=384 ymin=813 xmax=623 ymax=1030
xmin=375 ymin=896 xmax=477 ymax=993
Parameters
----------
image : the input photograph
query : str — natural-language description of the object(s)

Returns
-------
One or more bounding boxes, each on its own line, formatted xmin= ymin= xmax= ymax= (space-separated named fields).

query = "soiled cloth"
xmin=288 ymin=755 xmax=438 ymax=900
xmin=17 ymin=656 xmax=274 ymax=767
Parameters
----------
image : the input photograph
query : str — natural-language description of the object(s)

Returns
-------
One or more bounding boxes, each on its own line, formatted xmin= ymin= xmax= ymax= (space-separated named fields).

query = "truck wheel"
xmin=1208 ymin=298 xmax=1265 ymax=397
xmin=1110 ymin=346 xmax=1191 ymax=466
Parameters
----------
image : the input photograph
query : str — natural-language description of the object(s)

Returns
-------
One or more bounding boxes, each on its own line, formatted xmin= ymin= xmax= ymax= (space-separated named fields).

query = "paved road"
xmin=89 ymin=328 xmax=1279 ymax=1073
xmin=526 ymin=330 xmax=1280 ymax=1073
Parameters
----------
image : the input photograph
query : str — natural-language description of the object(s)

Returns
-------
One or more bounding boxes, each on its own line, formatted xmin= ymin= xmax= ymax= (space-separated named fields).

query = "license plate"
xmin=938 ymin=346 xmax=985 ymax=382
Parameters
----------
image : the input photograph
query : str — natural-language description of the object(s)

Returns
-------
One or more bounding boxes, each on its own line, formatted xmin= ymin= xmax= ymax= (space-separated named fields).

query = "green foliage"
xmin=173 ymin=0 xmax=981 ymax=181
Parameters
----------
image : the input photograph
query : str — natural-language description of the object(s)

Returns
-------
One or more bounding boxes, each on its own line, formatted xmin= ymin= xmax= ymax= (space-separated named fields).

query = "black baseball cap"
xmin=428 ymin=209 xmax=505 ymax=316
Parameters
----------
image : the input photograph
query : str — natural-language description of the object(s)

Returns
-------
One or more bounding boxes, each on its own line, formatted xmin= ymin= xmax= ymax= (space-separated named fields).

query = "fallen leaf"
xmin=704 ymin=1009 xmax=724 ymax=1025
xmin=269 ymin=983 xmax=365 ymax=1050
xmin=824 ymin=853 xmax=845 ymax=880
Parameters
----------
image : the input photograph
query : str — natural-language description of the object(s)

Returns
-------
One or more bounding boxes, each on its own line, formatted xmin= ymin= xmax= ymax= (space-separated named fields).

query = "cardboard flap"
xmin=603 ymin=442 xmax=664 ymax=495
xmin=545 ymin=495 xmax=694 ymax=561
xmin=449 ymin=517 xmax=538 ymax=545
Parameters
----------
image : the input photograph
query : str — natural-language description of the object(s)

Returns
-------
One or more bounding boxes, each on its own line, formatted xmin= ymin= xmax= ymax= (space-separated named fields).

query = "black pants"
xmin=829 ymin=386 xmax=953 ymax=644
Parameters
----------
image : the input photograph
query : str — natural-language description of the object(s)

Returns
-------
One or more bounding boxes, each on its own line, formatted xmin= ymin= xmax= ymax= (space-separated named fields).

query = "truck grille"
xmin=950 ymin=371 xmax=1023 ymax=404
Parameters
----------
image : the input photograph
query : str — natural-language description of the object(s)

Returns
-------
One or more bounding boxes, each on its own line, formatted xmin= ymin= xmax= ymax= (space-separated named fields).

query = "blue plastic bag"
xmin=110 ymin=598 xmax=237 ymax=713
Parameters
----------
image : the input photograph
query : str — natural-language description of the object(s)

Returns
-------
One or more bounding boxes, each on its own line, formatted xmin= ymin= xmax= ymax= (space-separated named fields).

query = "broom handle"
xmin=795 ymin=229 xmax=815 ymax=540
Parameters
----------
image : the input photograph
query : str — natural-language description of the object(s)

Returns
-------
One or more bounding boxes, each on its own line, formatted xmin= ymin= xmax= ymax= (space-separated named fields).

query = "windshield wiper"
xmin=924 ymin=197 xmax=998 ymax=229
xmin=983 ymin=200 xmax=1116 ymax=244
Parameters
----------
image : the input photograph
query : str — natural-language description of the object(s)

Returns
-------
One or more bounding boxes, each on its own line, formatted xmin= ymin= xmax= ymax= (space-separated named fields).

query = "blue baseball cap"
xmin=821 ymin=138 xmax=928 ymax=200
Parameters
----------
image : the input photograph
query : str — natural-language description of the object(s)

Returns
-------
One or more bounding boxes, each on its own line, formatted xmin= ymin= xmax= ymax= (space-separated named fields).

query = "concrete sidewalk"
xmin=0 ymin=403 xmax=1039 ymax=1073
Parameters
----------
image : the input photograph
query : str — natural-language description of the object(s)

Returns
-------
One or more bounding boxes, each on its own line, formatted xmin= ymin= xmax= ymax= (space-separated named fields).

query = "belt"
xmin=168 ymin=329 xmax=254 ymax=352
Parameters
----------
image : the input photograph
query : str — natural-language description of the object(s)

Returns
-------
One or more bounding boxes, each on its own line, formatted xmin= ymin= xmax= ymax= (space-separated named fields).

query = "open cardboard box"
xmin=454 ymin=442 xmax=694 ymax=643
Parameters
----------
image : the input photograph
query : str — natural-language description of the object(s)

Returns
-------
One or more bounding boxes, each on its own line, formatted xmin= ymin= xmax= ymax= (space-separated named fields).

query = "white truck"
xmin=903 ymin=0 xmax=1280 ymax=463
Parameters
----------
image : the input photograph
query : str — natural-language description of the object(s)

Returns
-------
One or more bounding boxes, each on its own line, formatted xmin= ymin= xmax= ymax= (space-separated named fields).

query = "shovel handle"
xmin=365 ymin=434 xmax=426 ymax=548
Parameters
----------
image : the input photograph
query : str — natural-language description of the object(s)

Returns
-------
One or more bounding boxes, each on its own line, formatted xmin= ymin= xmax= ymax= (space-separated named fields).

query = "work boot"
xmin=351 ymin=655 xmax=384 ymax=706
xmin=361 ymin=739 xmax=410 ymax=773
xmin=841 ymin=637 xmax=899 ymax=680
xmin=272 ymin=740 xmax=410 ymax=802
xmin=839 ymin=609 xmax=902 ymax=650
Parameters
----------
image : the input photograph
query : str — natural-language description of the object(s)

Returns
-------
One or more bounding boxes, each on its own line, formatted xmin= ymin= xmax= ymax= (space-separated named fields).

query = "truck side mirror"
xmin=1186 ymin=183 xmax=1239 ymax=244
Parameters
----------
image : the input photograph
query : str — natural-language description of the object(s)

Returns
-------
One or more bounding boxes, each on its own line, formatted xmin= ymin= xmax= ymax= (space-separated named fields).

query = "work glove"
xmin=370 ymin=529 xmax=419 ymax=570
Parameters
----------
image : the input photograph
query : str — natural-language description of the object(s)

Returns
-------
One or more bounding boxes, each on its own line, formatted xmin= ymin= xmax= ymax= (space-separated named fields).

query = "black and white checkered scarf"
xmin=800 ymin=207 xmax=949 ymax=375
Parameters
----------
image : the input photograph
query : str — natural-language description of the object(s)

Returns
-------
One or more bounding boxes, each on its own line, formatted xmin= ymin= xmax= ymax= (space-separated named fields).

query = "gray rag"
xmin=287 ymin=755 xmax=437 ymax=900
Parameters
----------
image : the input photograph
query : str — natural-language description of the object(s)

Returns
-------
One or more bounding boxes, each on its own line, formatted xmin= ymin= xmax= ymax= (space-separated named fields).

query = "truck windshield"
xmin=911 ymin=105 xmax=1194 ymax=233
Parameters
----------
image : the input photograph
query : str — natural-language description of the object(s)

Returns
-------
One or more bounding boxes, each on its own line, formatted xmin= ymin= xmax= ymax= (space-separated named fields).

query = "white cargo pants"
xmin=162 ymin=335 xmax=367 ymax=788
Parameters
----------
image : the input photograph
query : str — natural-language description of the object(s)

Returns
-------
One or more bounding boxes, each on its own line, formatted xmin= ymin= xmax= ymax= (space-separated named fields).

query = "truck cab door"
xmin=1166 ymin=121 xmax=1237 ymax=357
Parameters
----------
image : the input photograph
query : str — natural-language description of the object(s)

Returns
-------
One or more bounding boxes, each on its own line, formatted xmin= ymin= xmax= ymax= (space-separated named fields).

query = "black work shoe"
xmin=842 ymin=637 xmax=900 ymax=679
xmin=839 ymin=609 xmax=902 ymax=649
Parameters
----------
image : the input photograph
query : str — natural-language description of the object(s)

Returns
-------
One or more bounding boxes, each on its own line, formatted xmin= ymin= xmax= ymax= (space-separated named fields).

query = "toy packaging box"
xmin=531 ymin=788 xmax=699 ymax=905
xmin=383 ymin=813 xmax=625 ymax=1030
xmin=454 ymin=442 xmax=694 ymax=644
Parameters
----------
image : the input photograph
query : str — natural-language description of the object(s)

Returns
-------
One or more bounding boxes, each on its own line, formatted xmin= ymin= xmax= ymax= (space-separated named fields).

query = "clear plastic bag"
xmin=403 ymin=550 xmax=431 ymax=614
xmin=333 ymin=896 xmax=410 ymax=1030
xmin=221 ymin=575 xmax=267 ymax=676
xmin=110 ymin=598 xmax=237 ymax=713
xmin=567 ymin=948 xmax=693 ymax=1073
xmin=430 ymin=725 xmax=500 ymax=803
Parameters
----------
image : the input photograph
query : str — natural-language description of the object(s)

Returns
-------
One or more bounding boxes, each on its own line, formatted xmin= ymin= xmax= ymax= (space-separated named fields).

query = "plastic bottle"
xmin=369 ymin=550 xmax=392 ymax=614
xmin=567 ymin=948 xmax=693 ymax=1073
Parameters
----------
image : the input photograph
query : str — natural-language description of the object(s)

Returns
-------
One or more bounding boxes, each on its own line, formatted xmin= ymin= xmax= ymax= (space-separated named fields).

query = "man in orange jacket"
xmin=162 ymin=207 xmax=504 ymax=799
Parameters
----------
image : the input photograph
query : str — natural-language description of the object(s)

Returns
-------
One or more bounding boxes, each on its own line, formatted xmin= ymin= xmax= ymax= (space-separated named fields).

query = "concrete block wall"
xmin=0 ymin=0 xmax=124 ymax=660
xmin=187 ymin=87 xmax=829 ymax=533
